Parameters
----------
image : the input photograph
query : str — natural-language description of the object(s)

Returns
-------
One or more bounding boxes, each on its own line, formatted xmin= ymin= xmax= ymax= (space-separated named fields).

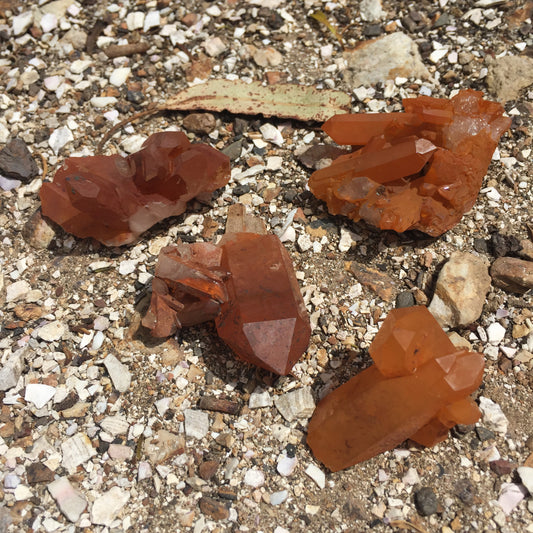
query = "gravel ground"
xmin=0 ymin=0 xmax=532 ymax=532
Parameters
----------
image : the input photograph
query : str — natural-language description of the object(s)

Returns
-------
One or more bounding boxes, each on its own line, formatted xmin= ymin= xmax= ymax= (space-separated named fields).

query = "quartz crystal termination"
xmin=307 ymin=306 xmax=484 ymax=471
xmin=309 ymin=90 xmax=511 ymax=236
xmin=40 ymin=132 xmax=230 ymax=246
xmin=142 ymin=205 xmax=311 ymax=375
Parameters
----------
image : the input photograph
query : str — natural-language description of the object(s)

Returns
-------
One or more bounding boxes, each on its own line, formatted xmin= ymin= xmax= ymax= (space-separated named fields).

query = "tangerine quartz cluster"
xmin=142 ymin=205 xmax=311 ymax=375
xmin=307 ymin=306 xmax=484 ymax=472
xmin=40 ymin=132 xmax=230 ymax=246
xmin=308 ymin=90 xmax=511 ymax=236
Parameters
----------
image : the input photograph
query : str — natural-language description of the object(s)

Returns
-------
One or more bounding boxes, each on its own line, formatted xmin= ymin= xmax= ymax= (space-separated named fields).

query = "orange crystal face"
xmin=309 ymin=90 xmax=511 ymax=236
xmin=142 ymin=224 xmax=311 ymax=375
xmin=307 ymin=306 xmax=484 ymax=471
xmin=40 ymin=132 xmax=230 ymax=246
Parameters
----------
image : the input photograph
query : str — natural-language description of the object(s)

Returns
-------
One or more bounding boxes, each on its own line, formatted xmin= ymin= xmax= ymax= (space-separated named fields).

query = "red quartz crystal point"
xmin=307 ymin=306 xmax=485 ymax=471
xmin=142 ymin=205 xmax=311 ymax=375
xmin=40 ymin=132 xmax=230 ymax=246
xmin=215 ymin=233 xmax=311 ymax=375
xmin=310 ymin=90 xmax=511 ymax=236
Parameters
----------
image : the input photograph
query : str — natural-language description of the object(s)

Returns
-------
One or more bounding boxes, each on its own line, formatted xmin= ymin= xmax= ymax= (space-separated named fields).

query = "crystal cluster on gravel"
xmin=0 ymin=0 xmax=532 ymax=532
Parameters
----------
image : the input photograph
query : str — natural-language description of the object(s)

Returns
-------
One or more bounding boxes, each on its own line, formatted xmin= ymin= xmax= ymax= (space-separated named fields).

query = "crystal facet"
xmin=142 ymin=205 xmax=311 ymax=375
xmin=307 ymin=306 xmax=484 ymax=471
xmin=309 ymin=90 xmax=511 ymax=236
xmin=40 ymin=132 xmax=230 ymax=246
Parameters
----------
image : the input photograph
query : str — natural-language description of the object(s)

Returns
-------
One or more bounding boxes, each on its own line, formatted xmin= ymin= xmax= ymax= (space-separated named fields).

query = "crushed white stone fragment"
xmin=184 ymin=409 xmax=210 ymax=439
xmin=61 ymin=433 xmax=96 ymax=472
xmin=90 ymin=486 xmax=130 ymax=526
xmin=48 ymin=477 xmax=87 ymax=522
xmin=305 ymin=464 xmax=326 ymax=489
xmin=479 ymin=396 xmax=509 ymax=434
xmin=103 ymin=354 xmax=131 ymax=392
xmin=274 ymin=387 xmax=315 ymax=422
xmin=25 ymin=383 xmax=56 ymax=409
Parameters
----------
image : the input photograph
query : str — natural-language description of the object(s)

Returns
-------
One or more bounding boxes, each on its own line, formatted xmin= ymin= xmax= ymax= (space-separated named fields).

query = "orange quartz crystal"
xmin=39 ymin=132 xmax=230 ymax=246
xmin=142 ymin=205 xmax=311 ymax=375
xmin=307 ymin=306 xmax=484 ymax=471
xmin=309 ymin=90 xmax=511 ymax=235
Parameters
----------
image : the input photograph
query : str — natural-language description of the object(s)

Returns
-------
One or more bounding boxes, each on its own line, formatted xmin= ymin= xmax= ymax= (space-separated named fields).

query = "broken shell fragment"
xmin=309 ymin=90 xmax=511 ymax=236
xmin=307 ymin=306 xmax=484 ymax=471
xmin=40 ymin=131 xmax=230 ymax=246
xmin=143 ymin=205 xmax=311 ymax=375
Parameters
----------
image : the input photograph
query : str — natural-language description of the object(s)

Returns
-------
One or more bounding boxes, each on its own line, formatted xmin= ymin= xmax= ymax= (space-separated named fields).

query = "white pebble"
xmin=40 ymin=13 xmax=58 ymax=33
xmin=305 ymin=464 xmax=325 ymax=489
xmin=25 ymin=383 xmax=56 ymax=409
xmin=260 ymin=123 xmax=284 ymax=146
xmin=244 ymin=469 xmax=265 ymax=488
xmin=109 ymin=67 xmax=131 ymax=87
xmin=90 ymin=96 xmax=118 ymax=108
xmin=49 ymin=126 xmax=74 ymax=154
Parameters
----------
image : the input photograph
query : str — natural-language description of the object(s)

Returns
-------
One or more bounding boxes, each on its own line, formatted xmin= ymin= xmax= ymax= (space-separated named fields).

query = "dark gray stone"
xmin=0 ymin=138 xmax=39 ymax=182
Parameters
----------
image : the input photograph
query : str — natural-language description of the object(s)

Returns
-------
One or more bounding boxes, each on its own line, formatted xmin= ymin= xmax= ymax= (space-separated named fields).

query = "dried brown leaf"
xmin=163 ymin=80 xmax=351 ymax=122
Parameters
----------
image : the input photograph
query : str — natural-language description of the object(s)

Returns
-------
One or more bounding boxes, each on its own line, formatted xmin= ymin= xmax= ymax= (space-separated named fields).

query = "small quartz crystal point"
xmin=40 ymin=132 xmax=230 ymax=246
xmin=307 ymin=306 xmax=484 ymax=471
xmin=142 ymin=205 xmax=311 ymax=375
xmin=309 ymin=90 xmax=511 ymax=236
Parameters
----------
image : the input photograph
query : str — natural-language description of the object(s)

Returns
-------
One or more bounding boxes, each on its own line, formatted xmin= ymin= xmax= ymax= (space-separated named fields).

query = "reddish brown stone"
xmin=40 ymin=132 xmax=230 ymax=246
xmin=309 ymin=90 xmax=511 ymax=236
xmin=143 ymin=205 xmax=311 ymax=375
xmin=307 ymin=306 xmax=484 ymax=471
xmin=198 ymin=497 xmax=229 ymax=520
xmin=199 ymin=460 xmax=219 ymax=480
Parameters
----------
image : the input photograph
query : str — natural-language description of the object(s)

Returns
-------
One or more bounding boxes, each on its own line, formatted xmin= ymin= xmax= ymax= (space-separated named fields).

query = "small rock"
xmin=204 ymin=37 xmax=226 ymax=57
xmin=143 ymin=11 xmax=160 ymax=32
xmin=0 ymin=138 xmax=39 ymax=182
xmin=517 ymin=466 xmax=533 ymax=494
xmin=414 ymin=486 xmax=438 ymax=516
xmin=6 ymin=280 xmax=31 ymax=303
xmin=49 ymin=126 xmax=74 ymax=154
xmin=277 ymin=455 xmax=298 ymax=476
xmin=198 ymin=497 xmax=229 ymax=520
xmin=90 ymin=486 xmax=130 ymax=526
xmin=26 ymin=463 xmax=54 ymax=484
xmin=184 ymin=409 xmax=209 ymax=439
xmin=396 ymin=291 xmax=415 ymax=308
xmin=274 ymin=387 xmax=315 ymax=422
xmin=497 ymin=483 xmax=528 ymax=514
xmin=0 ymin=350 xmax=24 ymax=392
xmin=343 ymin=33 xmax=429 ymax=86
xmin=305 ymin=464 xmax=326 ymax=489
xmin=90 ymin=96 xmax=118 ymax=108
xmin=25 ymin=383 xmax=56 ymax=409
xmin=12 ymin=11 xmax=33 ymax=36
xmin=138 ymin=461 xmax=152 ymax=481
xmin=100 ymin=415 xmax=129 ymax=436
xmin=428 ymin=252 xmax=491 ymax=327
xmin=109 ymin=67 xmax=131 ymax=87
xmin=182 ymin=113 xmax=216 ymax=135
xmin=248 ymin=387 xmax=273 ymax=409
xmin=402 ymin=467 xmax=420 ymax=485
xmin=475 ymin=426 xmax=496 ymax=441
xmin=479 ymin=397 xmax=509 ymax=434
xmin=360 ymin=0 xmax=385 ymax=21
xmin=486 ymin=55 xmax=533 ymax=102
xmin=14 ymin=485 xmax=33 ymax=501
xmin=108 ymin=444 xmax=133 ymax=461
xmin=487 ymin=322 xmax=506 ymax=344
xmin=270 ymin=490 xmax=288 ymax=505
xmin=338 ymin=228 xmax=360 ymax=252
xmin=490 ymin=459 xmax=516 ymax=476
xmin=260 ymin=123 xmax=284 ymax=146
xmin=23 ymin=209 xmax=57 ymax=249
xmin=199 ymin=460 xmax=219 ymax=481
xmin=37 ymin=321 xmax=66 ymax=342
xmin=40 ymin=13 xmax=58 ymax=33
xmin=103 ymin=354 xmax=131 ymax=392
xmin=126 ymin=11 xmax=144 ymax=31
xmin=253 ymin=46 xmax=283 ymax=67
xmin=244 ymin=469 xmax=265 ymax=488
xmin=61 ymin=433 xmax=97 ymax=472
xmin=490 ymin=257 xmax=533 ymax=294
xmin=48 ymin=477 xmax=87 ymax=523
